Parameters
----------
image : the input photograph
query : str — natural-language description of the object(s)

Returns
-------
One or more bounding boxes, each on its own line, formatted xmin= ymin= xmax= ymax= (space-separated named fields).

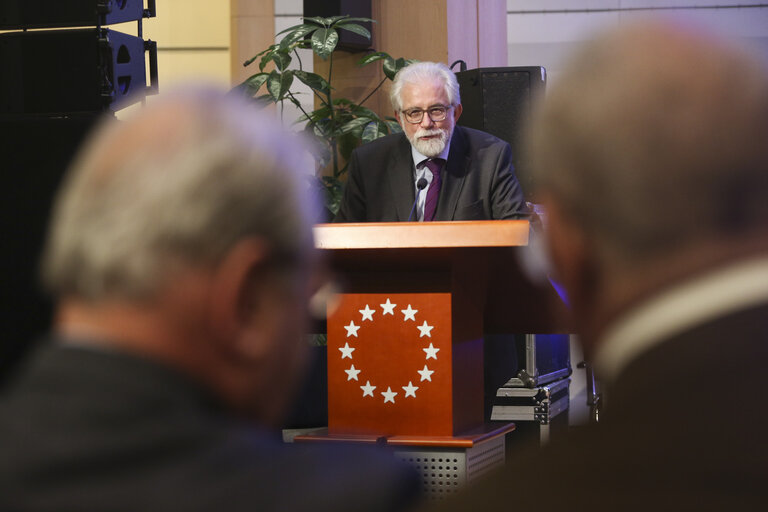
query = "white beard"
xmin=407 ymin=128 xmax=451 ymax=158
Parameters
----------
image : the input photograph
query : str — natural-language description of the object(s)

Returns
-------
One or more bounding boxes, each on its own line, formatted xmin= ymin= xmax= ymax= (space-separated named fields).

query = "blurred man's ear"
xmin=542 ymin=196 xmax=600 ymax=341
xmin=206 ymin=239 xmax=276 ymax=361
xmin=203 ymin=238 xmax=309 ymax=424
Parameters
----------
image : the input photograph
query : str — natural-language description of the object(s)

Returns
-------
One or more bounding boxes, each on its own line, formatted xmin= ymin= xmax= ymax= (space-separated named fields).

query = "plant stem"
xmin=293 ymin=46 xmax=329 ymax=106
xmin=287 ymin=91 xmax=325 ymax=137
xmin=327 ymin=52 xmax=338 ymax=176
xmin=293 ymin=47 xmax=303 ymax=71
xmin=358 ymin=76 xmax=388 ymax=108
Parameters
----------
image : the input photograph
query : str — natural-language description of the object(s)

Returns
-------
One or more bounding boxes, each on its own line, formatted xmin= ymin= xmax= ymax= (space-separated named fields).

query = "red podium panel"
xmin=328 ymin=293 xmax=456 ymax=436
xmin=316 ymin=221 xmax=565 ymax=438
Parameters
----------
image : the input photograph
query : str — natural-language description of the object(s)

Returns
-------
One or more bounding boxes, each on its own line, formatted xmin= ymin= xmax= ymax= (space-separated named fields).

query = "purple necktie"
xmin=422 ymin=159 xmax=443 ymax=222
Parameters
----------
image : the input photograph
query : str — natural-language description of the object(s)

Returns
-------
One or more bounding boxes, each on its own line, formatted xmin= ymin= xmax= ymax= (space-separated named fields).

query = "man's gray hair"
xmin=528 ymin=20 xmax=768 ymax=267
xmin=390 ymin=61 xmax=461 ymax=111
xmin=42 ymin=87 xmax=317 ymax=301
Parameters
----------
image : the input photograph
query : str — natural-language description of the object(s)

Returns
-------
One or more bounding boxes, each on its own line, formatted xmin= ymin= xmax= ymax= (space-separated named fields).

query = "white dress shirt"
xmin=409 ymin=144 xmax=450 ymax=221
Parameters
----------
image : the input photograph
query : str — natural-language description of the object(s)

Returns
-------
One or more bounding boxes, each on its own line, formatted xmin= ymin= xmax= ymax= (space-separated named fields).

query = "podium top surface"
xmin=313 ymin=220 xmax=569 ymax=332
xmin=314 ymin=220 xmax=529 ymax=250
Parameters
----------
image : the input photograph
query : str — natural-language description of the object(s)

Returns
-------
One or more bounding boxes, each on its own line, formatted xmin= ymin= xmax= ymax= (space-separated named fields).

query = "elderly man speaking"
xmin=0 ymin=89 xmax=419 ymax=511
xmin=335 ymin=61 xmax=526 ymax=222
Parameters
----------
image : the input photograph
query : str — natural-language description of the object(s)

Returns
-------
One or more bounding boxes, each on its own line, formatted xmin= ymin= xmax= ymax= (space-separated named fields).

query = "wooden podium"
xmin=313 ymin=220 xmax=566 ymax=439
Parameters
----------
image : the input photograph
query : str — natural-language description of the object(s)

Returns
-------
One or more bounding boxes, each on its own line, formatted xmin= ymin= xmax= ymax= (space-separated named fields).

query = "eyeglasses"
xmin=401 ymin=105 xmax=453 ymax=124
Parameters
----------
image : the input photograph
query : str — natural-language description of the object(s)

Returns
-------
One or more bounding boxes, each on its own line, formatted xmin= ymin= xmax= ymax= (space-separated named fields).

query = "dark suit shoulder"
xmin=454 ymin=125 xmax=510 ymax=150
xmin=0 ymin=344 xmax=420 ymax=512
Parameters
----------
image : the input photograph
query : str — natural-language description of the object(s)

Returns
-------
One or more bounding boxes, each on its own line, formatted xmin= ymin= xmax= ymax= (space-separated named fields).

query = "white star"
xmin=380 ymin=298 xmax=396 ymax=315
xmin=417 ymin=321 xmax=434 ymax=337
xmin=402 ymin=381 xmax=419 ymax=398
xmin=423 ymin=343 xmax=440 ymax=360
xmin=345 ymin=364 xmax=360 ymax=381
xmin=381 ymin=387 xmax=398 ymax=404
xmin=339 ymin=342 xmax=355 ymax=359
xmin=361 ymin=381 xmax=376 ymax=397
xmin=418 ymin=364 xmax=434 ymax=382
xmin=359 ymin=304 xmax=375 ymax=321
xmin=344 ymin=321 xmax=360 ymax=337
xmin=401 ymin=304 xmax=418 ymax=321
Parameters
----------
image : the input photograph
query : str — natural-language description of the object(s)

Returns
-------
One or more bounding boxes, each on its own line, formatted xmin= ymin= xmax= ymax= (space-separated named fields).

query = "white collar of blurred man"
xmin=526 ymin=18 xmax=768 ymax=372
xmin=595 ymin=255 xmax=768 ymax=382
xmin=41 ymin=87 xmax=322 ymax=427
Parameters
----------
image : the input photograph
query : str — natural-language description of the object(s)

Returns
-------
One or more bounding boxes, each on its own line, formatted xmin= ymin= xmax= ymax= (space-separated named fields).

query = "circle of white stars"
xmin=340 ymin=298 xmax=439 ymax=405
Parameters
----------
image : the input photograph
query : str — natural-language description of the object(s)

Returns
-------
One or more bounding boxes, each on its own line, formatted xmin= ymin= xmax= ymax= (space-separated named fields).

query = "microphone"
xmin=407 ymin=178 xmax=429 ymax=221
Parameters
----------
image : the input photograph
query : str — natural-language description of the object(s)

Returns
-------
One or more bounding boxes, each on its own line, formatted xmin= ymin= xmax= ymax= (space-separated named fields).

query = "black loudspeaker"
xmin=0 ymin=0 xmax=145 ymax=29
xmin=303 ymin=0 xmax=372 ymax=50
xmin=0 ymin=28 xmax=154 ymax=114
xmin=456 ymin=66 xmax=546 ymax=200
xmin=0 ymin=113 xmax=106 ymax=386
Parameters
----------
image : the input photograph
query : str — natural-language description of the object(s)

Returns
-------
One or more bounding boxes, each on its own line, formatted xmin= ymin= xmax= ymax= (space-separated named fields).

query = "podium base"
xmin=293 ymin=422 xmax=515 ymax=500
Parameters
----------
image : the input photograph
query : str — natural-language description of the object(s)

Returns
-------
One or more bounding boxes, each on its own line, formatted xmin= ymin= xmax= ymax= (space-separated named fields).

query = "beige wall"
xmin=116 ymin=0 xmax=232 ymax=90
xmin=314 ymin=0 xmax=508 ymax=118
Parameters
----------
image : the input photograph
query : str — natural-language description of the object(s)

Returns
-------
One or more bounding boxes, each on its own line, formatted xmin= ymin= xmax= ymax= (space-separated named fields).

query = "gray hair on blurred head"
xmin=390 ymin=61 xmax=461 ymax=111
xmin=42 ymin=86 xmax=318 ymax=301
xmin=527 ymin=19 xmax=768 ymax=269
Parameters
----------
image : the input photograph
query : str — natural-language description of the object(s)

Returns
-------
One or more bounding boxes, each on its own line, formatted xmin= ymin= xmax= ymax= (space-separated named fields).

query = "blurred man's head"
xmin=527 ymin=20 xmax=768 ymax=354
xmin=42 ymin=88 xmax=319 ymax=424
xmin=391 ymin=61 xmax=463 ymax=158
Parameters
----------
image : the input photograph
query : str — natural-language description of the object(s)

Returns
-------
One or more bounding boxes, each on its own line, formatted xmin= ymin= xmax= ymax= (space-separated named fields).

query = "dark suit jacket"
xmin=335 ymin=126 xmax=525 ymax=222
xmin=0 ymin=342 xmax=420 ymax=512
xmin=434 ymin=301 xmax=768 ymax=510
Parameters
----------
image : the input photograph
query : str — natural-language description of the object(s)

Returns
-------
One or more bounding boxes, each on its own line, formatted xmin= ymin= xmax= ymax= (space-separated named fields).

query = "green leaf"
xmin=332 ymin=97 xmax=356 ymax=107
xmin=349 ymin=104 xmax=380 ymax=120
xmin=311 ymin=28 xmax=339 ymax=59
xmin=357 ymin=51 xmax=390 ymax=67
xmin=335 ymin=17 xmax=375 ymax=25
xmin=252 ymin=93 xmax=274 ymax=107
xmin=362 ymin=121 xmax=388 ymax=144
xmin=305 ymin=133 xmax=332 ymax=170
xmin=302 ymin=16 xmax=328 ymax=26
xmin=382 ymin=56 xmax=413 ymax=80
xmin=276 ymin=23 xmax=307 ymax=37
xmin=267 ymin=70 xmax=294 ymax=101
xmin=243 ymin=45 xmax=276 ymax=67
xmin=337 ymin=23 xmax=370 ymax=40
xmin=336 ymin=132 xmax=359 ymax=162
xmin=322 ymin=175 xmax=344 ymax=215
xmin=385 ymin=118 xmax=403 ymax=134
xmin=293 ymin=70 xmax=331 ymax=95
xmin=242 ymin=72 xmax=269 ymax=95
xmin=300 ymin=104 xmax=333 ymax=124
xmin=322 ymin=15 xmax=348 ymax=25
xmin=258 ymin=51 xmax=275 ymax=72
xmin=271 ymin=50 xmax=292 ymax=71
xmin=279 ymin=25 xmax=317 ymax=48
xmin=285 ymin=94 xmax=303 ymax=109
xmin=339 ymin=116 xmax=372 ymax=136
xmin=382 ymin=56 xmax=398 ymax=80
xmin=308 ymin=333 xmax=327 ymax=346
xmin=312 ymin=118 xmax=334 ymax=138
xmin=276 ymin=23 xmax=304 ymax=37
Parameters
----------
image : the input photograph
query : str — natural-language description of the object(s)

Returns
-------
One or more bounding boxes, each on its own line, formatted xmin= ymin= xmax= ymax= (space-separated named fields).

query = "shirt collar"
xmin=594 ymin=255 xmax=768 ymax=383
xmin=410 ymin=141 xmax=450 ymax=171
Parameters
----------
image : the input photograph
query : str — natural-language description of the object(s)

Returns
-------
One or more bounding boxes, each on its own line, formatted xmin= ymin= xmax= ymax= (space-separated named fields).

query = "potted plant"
xmin=235 ymin=15 xmax=414 ymax=218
